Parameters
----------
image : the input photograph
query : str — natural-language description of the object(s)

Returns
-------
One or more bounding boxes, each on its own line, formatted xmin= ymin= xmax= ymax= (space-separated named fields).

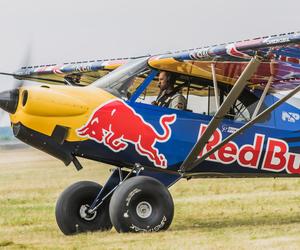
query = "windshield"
xmin=91 ymin=57 xmax=149 ymax=99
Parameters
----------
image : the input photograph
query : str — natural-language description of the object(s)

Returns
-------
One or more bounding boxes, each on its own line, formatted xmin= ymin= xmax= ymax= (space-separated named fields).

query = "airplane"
xmin=0 ymin=31 xmax=300 ymax=235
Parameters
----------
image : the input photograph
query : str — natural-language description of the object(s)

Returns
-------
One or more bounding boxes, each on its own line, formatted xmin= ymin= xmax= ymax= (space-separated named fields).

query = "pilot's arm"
xmin=169 ymin=94 xmax=186 ymax=110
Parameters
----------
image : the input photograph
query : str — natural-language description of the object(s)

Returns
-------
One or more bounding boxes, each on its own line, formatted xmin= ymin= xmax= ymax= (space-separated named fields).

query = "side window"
xmin=185 ymin=82 xmax=253 ymax=120
xmin=136 ymin=74 xmax=187 ymax=110
xmin=183 ymin=85 xmax=218 ymax=115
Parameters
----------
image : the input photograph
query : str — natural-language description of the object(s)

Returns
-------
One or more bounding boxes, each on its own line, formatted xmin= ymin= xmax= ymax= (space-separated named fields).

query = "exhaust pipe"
xmin=0 ymin=89 xmax=19 ymax=114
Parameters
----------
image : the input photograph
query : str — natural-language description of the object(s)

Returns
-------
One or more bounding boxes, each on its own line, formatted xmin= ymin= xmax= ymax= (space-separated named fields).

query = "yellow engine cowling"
xmin=10 ymin=84 xmax=117 ymax=142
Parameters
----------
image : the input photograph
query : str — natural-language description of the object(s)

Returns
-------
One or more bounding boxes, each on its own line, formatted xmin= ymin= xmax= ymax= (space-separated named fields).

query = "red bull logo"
xmin=77 ymin=99 xmax=176 ymax=168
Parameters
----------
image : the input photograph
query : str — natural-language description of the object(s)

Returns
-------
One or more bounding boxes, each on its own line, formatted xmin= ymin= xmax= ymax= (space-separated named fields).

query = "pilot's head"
xmin=158 ymin=71 xmax=175 ymax=91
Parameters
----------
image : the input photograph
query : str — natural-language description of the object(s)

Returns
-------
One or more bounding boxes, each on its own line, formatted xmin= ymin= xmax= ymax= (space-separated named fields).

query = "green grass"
xmin=0 ymin=147 xmax=300 ymax=249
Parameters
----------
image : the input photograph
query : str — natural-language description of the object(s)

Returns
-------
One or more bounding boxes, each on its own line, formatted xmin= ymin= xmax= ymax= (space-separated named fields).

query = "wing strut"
xmin=179 ymin=56 xmax=261 ymax=173
xmin=211 ymin=63 xmax=220 ymax=109
xmin=252 ymin=60 xmax=275 ymax=119
xmin=185 ymin=83 xmax=300 ymax=173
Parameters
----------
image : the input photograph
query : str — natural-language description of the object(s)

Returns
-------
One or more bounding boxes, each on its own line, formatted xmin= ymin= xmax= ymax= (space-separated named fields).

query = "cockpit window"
xmin=91 ymin=57 xmax=149 ymax=100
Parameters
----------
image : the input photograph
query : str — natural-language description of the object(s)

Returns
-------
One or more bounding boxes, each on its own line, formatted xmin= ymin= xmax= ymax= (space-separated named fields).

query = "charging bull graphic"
xmin=77 ymin=99 xmax=176 ymax=168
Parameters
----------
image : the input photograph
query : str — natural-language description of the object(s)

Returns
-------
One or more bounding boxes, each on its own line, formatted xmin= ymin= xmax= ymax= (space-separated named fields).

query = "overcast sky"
xmin=0 ymin=0 xmax=300 ymax=126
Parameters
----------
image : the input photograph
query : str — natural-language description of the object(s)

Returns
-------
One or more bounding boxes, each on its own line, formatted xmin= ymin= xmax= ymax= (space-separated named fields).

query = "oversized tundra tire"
xmin=55 ymin=181 xmax=112 ymax=235
xmin=109 ymin=176 xmax=174 ymax=233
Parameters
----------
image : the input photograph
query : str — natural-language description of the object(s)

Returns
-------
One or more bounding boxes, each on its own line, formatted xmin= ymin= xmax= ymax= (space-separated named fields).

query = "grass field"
xmin=0 ymin=147 xmax=300 ymax=250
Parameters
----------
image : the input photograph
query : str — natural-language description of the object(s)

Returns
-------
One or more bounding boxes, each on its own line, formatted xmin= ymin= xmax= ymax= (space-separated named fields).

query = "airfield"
xmin=0 ymin=146 xmax=299 ymax=249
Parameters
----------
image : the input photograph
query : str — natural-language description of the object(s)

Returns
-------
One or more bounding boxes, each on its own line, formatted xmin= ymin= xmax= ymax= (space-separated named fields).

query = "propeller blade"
xmin=0 ymin=72 xmax=16 ymax=77
xmin=14 ymin=44 xmax=32 ymax=88
xmin=0 ymin=72 xmax=65 ymax=84
xmin=0 ymin=45 xmax=31 ymax=127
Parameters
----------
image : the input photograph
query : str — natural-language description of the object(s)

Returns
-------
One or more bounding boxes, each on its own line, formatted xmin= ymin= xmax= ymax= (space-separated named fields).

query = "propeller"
xmin=0 ymin=46 xmax=32 ymax=126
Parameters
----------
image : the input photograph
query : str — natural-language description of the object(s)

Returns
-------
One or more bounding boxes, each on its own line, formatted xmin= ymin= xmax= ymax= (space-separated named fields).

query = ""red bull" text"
xmin=198 ymin=124 xmax=300 ymax=174
xmin=77 ymin=100 xmax=176 ymax=168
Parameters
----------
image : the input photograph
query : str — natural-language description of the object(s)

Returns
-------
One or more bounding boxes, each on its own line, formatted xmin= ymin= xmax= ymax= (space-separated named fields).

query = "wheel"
xmin=55 ymin=181 xmax=112 ymax=235
xmin=109 ymin=176 xmax=174 ymax=233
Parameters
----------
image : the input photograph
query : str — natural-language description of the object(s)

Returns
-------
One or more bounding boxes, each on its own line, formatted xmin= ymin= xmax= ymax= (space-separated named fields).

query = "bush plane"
xmin=1 ymin=31 xmax=300 ymax=234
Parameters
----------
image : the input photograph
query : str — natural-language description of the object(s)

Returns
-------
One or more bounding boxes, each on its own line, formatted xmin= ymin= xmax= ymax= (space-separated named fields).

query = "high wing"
xmin=148 ymin=31 xmax=300 ymax=92
xmin=11 ymin=58 xmax=134 ymax=85
xmin=11 ymin=31 xmax=300 ymax=91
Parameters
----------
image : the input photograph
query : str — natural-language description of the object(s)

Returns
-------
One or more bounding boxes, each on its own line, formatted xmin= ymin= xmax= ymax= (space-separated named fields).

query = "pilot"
xmin=152 ymin=71 xmax=186 ymax=110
